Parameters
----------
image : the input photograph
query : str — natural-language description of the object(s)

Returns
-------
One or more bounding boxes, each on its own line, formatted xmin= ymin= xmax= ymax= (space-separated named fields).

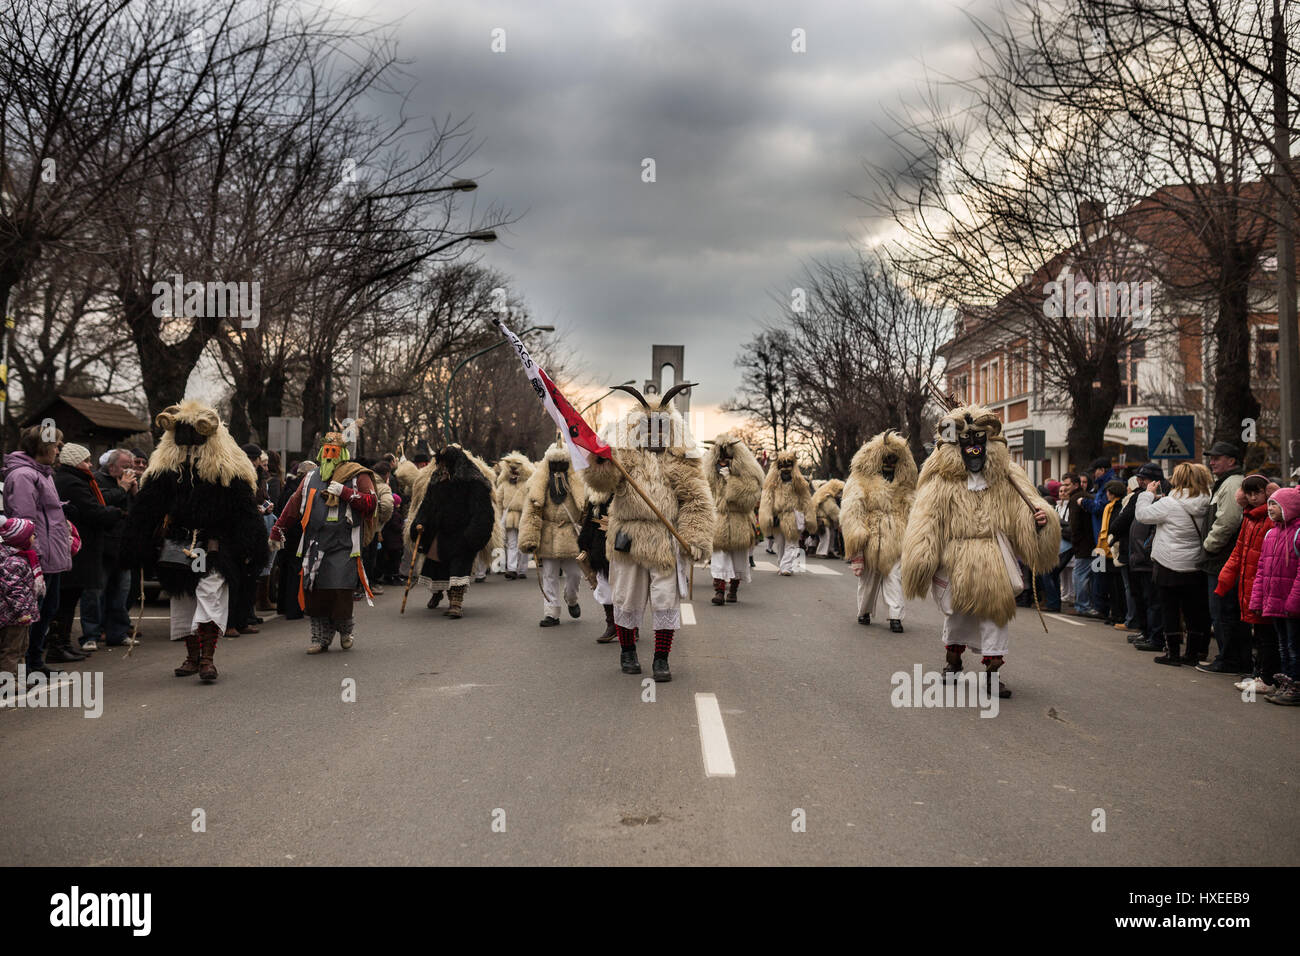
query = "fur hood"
xmin=518 ymin=443 xmax=587 ymax=559
xmin=705 ymin=432 xmax=765 ymax=552
xmin=758 ymin=450 xmax=813 ymax=540
xmin=812 ymin=479 xmax=844 ymax=530
xmin=496 ymin=450 xmax=536 ymax=531
xmin=143 ymin=399 xmax=257 ymax=493
xmin=393 ymin=459 xmax=421 ymax=493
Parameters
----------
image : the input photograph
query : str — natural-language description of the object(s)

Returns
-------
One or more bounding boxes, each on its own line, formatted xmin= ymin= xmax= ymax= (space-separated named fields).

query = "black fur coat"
xmin=410 ymin=447 xmax=495 ymax=564
xmin=121 ymin=462 xmax=269 ymax=596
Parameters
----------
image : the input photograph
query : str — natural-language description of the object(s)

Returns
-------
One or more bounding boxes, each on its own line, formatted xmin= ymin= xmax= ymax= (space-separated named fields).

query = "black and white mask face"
xmin=173 ymin=423 xmax=208 ymax=447
xmin=881 ymin=453 xmax=898 ymax=482
xmin=548 ymin=460 xmax=569 ymax=503
xmin=960 ymin=431 xmax=987 ymax=474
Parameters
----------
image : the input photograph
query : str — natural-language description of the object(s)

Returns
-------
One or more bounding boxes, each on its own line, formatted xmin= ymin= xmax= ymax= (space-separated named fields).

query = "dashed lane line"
xmin=695 ymin=693 xmax=737 ymax=778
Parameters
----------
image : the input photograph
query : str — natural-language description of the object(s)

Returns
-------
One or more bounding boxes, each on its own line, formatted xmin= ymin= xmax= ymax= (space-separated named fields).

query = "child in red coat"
xmin=1216 ymin=475 xmax=1280 ymax=694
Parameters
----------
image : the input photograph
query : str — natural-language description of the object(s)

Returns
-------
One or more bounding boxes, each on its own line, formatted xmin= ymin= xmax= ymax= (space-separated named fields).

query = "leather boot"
xmin=197 ymin=623 xmax=220 ymax=682
xmin=45 ymin=607 xmax=88 ymax=663
xmin=1182 ymin=631 xmax=1208 ymax=665
xmin=445 ymin=585 xmax=465 ymax=618
xmin=711 ymin=578 xmax=726 ymax=606
xmin=618 ymin=625 xmax=640 ymax=673
xmin=174 ymin=634 xmax=201 ymax=677
xmin=1154 ymin=634 xmax=1183 ymax=666
xmin=652 ymin=629 xmax=673 ymax=682
xmin=985 ymin=668 xmax=1011 ymax=699
xmin=942 ymin=644 xmax=964 ymax=681
xmin=426 ymin=590 xmax=443 ymax=609
xmin=597 ymin=604 xmax=617 ymax=643
xmin=255 ymin=578 xmax=274 ymax=612
xmin=726 ymin=579 xmax=738 ymax=603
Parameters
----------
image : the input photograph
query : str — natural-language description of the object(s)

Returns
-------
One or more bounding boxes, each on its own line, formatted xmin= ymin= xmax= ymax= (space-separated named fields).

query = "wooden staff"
xmin=401 ymin=526 xmax=423 ymax=614
xmin=127 ymin=568 xmax=146 ymax=658
xmin=608 ymin=455 xmax=695 ymax=602
xmin=925 ymin=377 xmax=1049 ymax=633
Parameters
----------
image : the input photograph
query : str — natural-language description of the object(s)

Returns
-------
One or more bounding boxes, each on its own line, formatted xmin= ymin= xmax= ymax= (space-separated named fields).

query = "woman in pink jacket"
xmin=1248 ymin=486 xmax=1300 ymax=705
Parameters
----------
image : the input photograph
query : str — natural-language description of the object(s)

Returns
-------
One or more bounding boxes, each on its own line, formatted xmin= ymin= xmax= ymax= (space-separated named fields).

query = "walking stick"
xmin=126 ymin=567 xmax=146 ymax=658
xmin=608 ymin=456 xmax=696 ymax=601
xmin=401 ymin=526 xmax=423 ymax=614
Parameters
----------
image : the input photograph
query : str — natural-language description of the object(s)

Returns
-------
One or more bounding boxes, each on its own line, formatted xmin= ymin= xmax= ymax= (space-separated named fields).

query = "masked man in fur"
xmin=841 ymin=431 xmax=918 ymax=632
xmin=271 ymin=432 xmax=378 ymax=653
xmin=759 ymin=451 xmax=814 ymax=576
xmin=496 ymin=452 xmax=535 ymax=580
xmin=583 ymin=384 xmax=713 ymax=681
xmin=408 ymin=445 xmax=495 ymax=618
xmin=811 ymin=479 xmax=845 ymax=558
xmin=901 ymin=405 xmax=1060 ymax=698
xmin=705 ymin=432 xmax=764 ymax=605
xmin=578 ymin=486 xmax=616 ymax=641
xmin=408 ymin=448 xmax=501 ymax=587
xmin=519 ymin=442 xmax=588 ymax=627
xmin=122 ymin=401 xmax=267 ymax=682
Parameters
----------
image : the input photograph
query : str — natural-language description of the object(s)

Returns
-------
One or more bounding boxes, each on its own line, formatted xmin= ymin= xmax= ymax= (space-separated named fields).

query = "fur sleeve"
xmin=900 ymin=479 xmax=944 ymax=600
xmin=1007 ymin=469 xmax=1061 ymax=572
xmin=121 ymin=472 xmax=172 ymax=569
xmin=839 ymin=476 xmax=869 ymax=557
xmin=582 ymin=456 xmax=621 ymax=496
xmin=726 ymin=469 xmax=762 ymax=514
xmin=669 ymin=459 xmax=715 ymax=556
xmin=518 ymin=489 xmax=542 ymax=552
xmin=462 ymin=481 xmax=495 ymax=554
xmin=758 ymin=484 xmax=775 ymax=537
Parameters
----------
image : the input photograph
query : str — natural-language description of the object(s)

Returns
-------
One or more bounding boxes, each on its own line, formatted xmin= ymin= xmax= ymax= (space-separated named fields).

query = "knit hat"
xmin=1090 ymin=457 xmax=1111 ymax=471
xmin=1045 ymin=479 xmax=1061 ymax=497
xmin=99 ymin=450 xmax=114 ymax=467
xmin=59 ymin=443 xmax=91 ymax=467
xmin=0 ymin=516 xmax=35 ymax=549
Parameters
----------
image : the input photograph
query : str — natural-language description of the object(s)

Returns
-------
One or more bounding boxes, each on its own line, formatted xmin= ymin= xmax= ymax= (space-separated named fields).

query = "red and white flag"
xmin=498 ymin=319 xmax=610 ymax=470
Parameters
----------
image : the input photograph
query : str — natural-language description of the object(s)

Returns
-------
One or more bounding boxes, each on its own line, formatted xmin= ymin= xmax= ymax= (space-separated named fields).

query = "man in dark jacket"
xmin=409 ymin=445 xmax=495 ymax=619
xmin=84 ymin=449 xmax=138 ymax=650
xmin=1198 ymin=441 xmax=1249 ymax=673
xmin=1082 ymin=457 xmax=1118 ymax=617
xmin=1127 ymin=462 xmax=1167 ymax=651
xmin=1065 ymin=473 xmax=1099 ymax=616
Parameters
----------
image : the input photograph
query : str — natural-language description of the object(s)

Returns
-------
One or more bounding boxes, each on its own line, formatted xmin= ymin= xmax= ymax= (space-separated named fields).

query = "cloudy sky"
xmin=336 ymin=0 xmax=991 ymax=436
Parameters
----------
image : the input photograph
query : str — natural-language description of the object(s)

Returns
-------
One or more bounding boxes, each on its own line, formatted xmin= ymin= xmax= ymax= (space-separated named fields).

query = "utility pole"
xmin=1275 ymin=0 xmax=1300 ymax=477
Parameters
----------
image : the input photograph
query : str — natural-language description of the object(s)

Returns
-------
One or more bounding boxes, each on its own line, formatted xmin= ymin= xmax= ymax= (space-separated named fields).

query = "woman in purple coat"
xmin=2 ymin=425 xmax=72 ymax=678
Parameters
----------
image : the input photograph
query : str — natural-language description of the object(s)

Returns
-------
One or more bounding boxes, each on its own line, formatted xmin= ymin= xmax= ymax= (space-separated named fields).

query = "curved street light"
xmin=443 ymin=323 xmax=555 ymax=443
xmin=579 ymin=380 xmax=636 ymax=416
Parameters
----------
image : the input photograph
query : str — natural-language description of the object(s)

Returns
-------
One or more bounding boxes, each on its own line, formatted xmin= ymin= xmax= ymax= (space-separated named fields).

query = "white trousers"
xmin=815 ymin=529 xmax=833 ymax=556
xmin=931 ymin=568 xmax=1009 ymax=656
xmin=505 ymin=528 xmax=527 ymax=573
xmin=774 ymin=533 xmax=802 ymax=573
xmin=858 ymin=561 xmax=904 ymax=619
xmin=593 ymin=569 xmax=611 ymax=606
xmin=541 ymin=557 xmax=581 ymax=618
xmin=610 ymin=559 xmax=680 ymax=631
xmin=169 ymin=572 xmax=229 ymax=641
xmin=710 ymin=548 xmax=751 ymax=583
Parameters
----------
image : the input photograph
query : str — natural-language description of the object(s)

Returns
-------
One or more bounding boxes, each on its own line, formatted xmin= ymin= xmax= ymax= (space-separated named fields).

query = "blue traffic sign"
xmin=1147 ymin=415 xmax=1195 ymax=459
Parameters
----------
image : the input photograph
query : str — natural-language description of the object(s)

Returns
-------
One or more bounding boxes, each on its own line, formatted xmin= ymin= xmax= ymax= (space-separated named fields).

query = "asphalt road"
xmin=3 ymin=552 xmax=1296 ymax=866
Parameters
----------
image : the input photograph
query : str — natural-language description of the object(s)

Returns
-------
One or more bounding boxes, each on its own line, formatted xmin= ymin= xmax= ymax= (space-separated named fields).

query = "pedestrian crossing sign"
xmin=1147 ymin=415 xmax=1195 ymax=459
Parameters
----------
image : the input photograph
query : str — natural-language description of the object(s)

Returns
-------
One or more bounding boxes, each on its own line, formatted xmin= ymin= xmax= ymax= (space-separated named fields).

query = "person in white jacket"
xmin=1134 ymin=461 xmax=1213 ymax=667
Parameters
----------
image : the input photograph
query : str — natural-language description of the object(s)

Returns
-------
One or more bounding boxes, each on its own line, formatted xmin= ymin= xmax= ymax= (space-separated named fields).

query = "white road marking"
xmin=754 ymin=560 xmax=778 ymax=572
xmin=695 ymin=693 xmax=736 ymax=778
xmin=1043 ymin=613 xmax=1085 ymax=627
xmin=803 ymin=563 xmax=842 ymax=576
xmin=680 ymin=603 xmax=696 ymax=626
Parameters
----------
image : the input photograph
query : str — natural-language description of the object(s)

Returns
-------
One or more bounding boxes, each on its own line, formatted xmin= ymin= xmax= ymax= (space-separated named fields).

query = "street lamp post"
xmin=443 ymin=323 xmax=555 ymax=443
xmin=579 ymin=380 xmax=636 ymax=418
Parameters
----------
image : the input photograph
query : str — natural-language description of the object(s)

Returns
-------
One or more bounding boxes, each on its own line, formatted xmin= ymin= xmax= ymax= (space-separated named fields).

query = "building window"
xmin=950 ymin=372 xmax=969 ymax=403
xmin=980 ymin=359 xmax=1003 ymax=403
xmin=1120 ymin=340 xmax=1143 ymax=405
xmin=1258 ymin=326 xmax=1279 ymax=382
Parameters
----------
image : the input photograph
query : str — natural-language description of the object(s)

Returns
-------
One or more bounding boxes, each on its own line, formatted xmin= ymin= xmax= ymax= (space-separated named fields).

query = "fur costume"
xmin=810 ymin=478 xmax=844 ymax=558
xmin=409 ymin=445 xmax=495 ymax=616
xmin=900 ymin=404 xmax=1060 ymax=693
xmin=122 ymin=399 xmax=268 ymax=681
xmin=840 ymin=430 xmax=918 ymax=625
xmin=406 ymin=446 xmax=502 ymax=576
xmin=759 ymin=450 xmax=813 ymax=574
xmin=578 ymin=487 xmax=615 ymax=638
xmin=271 ymin=432 xmax=378 ymax=652
xmin=496 ymin=451 xmax=535 ymax=577
xmin=520 ymin=442 xmax=588 ymax=623
xmin=583 ymin=383 xmax=713 ymax=680
xmin=704 ymin=432 xmax=764 ymax=602
xmin=841 ymin=431 xmax=918 ymax=575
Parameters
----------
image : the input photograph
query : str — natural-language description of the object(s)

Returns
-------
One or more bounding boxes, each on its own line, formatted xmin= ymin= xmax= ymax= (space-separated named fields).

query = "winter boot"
xmin=726 ymin=579 xmax=739 ymax=604
xmin=255 ymin=579 xmax=274 ymax=612
xmin=597 ymin=604 xmax=617 ymax=643
xmin=858 ymin=613 xmax=871 ymax=626
xmin=174 ymin=634 xmax=202 ymax=677
xmin=889 ymin=619 xmax=904 ymax=633
xmin=942 ymin=644 xmax=965 ymax=682
xmin=337 ymin=617 xmax=354 ymax=650
xmin=307 ymin=616 xmax=333 ymax=654
xmin=427 ymin=590 xmax=444 ymax=609
xmin=568 ymin=602 xmax=581 ymax=619
xmin=1154 ymin=634 xmax=1182 ymax=666
xmin=618 ymin=625 xmax=640 ymax=674
xmin=197 ymin=623 xmax=220 ymax=682
xmin=1267 ymin=676 xmax=1300 ymax=705
xmin=445 ymin=585 xmax=465 ymax=618
xmin=45 ymin=609 xmax=87 ymax=663
xmin=983 ymin=656 xmax=1011 ymax=698
xmin=711 ymin=578 xmax=726 ymax=606
xmin=540 ymin=615 xmax=560 ymax=627
xmin=1181 ymin=631 xmax=1208 ymax=665
xmin=652 ymin=629 xmax=673 ymax=682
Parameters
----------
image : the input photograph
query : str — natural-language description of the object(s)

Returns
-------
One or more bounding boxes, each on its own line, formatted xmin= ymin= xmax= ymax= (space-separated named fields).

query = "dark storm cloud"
xmin=350 ymin=0 xmax=992 ymax=406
